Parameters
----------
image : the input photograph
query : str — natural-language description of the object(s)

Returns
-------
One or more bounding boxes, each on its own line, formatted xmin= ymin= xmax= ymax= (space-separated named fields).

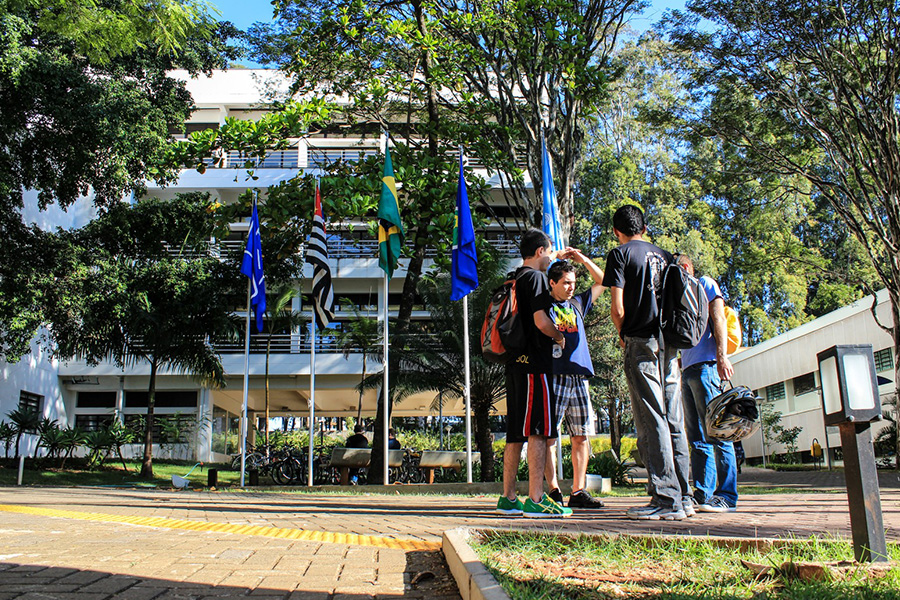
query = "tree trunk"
xmin=474 ymin=397 xmax=495 ymax=482
xmin=608 ymin=397 xmax=621 ymax=458
xmin=140 ymin=357 xmax=158 ymax=478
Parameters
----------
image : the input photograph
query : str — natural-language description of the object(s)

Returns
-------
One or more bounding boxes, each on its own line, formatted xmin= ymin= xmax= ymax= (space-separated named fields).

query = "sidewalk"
xmin=0 ymin=469 xmax=898 ymax=599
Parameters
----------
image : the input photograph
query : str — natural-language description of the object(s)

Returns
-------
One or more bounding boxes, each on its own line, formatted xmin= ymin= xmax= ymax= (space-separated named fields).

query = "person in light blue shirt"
xmin=678 ymin=255 xmax=738 ymax=513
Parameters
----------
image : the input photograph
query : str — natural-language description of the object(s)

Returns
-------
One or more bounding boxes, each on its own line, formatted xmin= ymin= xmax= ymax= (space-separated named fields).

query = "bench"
xmin=417 ymin=450 xmax=481 ymax=484
xmin=328 ymin=447 xmax=405 ymax=485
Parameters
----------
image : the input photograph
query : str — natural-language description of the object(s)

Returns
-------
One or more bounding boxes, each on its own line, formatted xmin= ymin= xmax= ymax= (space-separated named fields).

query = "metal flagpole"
xmin=463 ymin=296 xmax=473 ymax=482
xmin=383 ymin=272 xmax=390 ymax=485
xmin=240 ymin=281 xmax=252 ymax=487
xmin=308 ymin=322 xmax=316 ymax=487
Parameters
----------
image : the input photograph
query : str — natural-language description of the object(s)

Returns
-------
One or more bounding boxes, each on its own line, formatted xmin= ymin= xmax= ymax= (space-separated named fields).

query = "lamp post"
xmin=817 ymin=344 xmax=887 ymax=563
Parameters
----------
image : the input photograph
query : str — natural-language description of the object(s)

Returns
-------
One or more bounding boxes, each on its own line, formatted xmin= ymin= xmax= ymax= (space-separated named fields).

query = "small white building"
xmin=731 ymin=288 xmax=895 ymax=463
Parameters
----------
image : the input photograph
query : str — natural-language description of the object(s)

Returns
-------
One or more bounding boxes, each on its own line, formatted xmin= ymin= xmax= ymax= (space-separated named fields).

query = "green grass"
xmin=0 ymin=459 xmax=240 ymax=488
xmin=472 ymin=530 xmax=900 ymax=600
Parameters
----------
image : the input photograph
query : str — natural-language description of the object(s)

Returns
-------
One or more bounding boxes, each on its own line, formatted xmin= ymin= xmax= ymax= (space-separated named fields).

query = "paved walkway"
xmin=0 ymin=467 xmax=898 ymax=599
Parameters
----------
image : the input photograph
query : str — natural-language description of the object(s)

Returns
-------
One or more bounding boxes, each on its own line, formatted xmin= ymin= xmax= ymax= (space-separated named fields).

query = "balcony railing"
xmin=212 ymin=332 xmax=444 ymax=354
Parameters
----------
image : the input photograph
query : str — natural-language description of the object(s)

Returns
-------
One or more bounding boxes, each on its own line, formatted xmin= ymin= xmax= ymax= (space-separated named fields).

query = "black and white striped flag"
xmin=307 ymin=184 xmax=335 ymax=329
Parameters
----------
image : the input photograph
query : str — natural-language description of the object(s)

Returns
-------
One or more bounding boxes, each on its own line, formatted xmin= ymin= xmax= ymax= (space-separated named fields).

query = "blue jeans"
xmin=623 ymin=336 xmax=691 ymax=510
xmin=682 ymin=362 xmax=738 ymax=507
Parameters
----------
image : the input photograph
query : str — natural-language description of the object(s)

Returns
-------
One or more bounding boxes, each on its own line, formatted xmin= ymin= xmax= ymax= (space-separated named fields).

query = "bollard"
xmin=208 ymin=468 xmax=218 ymax=488
xmin=17 ymin=455 xmax=24 ymax=486
xmin=248 ymin=469 xmax=259 ymax=486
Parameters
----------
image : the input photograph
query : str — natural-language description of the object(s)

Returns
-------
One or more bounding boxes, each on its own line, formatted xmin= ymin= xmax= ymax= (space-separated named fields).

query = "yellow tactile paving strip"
xmin=0 ymin=503 xmax=440 ymax=551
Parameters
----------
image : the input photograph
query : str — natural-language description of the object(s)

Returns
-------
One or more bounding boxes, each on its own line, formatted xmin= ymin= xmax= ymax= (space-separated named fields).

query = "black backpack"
xmin=659 ymin=258 xmax=709 ymax=349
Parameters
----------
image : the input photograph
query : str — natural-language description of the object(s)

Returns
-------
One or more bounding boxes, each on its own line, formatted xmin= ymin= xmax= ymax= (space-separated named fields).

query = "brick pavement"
xmin=0 ymin=466 xmax=898 ymax=599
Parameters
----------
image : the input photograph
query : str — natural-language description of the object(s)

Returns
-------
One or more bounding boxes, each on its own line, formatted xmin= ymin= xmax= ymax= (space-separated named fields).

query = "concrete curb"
xmin=442 ymin=528 xmax=511 ymax=600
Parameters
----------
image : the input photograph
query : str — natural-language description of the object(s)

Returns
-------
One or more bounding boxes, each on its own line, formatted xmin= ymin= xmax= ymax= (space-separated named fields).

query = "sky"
xmin=210 ymin=0 xmax=688 ymax=53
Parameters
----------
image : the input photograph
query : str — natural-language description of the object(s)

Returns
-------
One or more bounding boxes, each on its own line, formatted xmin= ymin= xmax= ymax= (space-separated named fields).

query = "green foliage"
xmin=587 ymin=452 xmax=633 ymax=487
xmin=83 ymin=429 xmax=113 ymax=468
xmin=6 ymin=406 xmax=40 ymax=459
xmin=0 ymin=421 xmax=15 ymax=458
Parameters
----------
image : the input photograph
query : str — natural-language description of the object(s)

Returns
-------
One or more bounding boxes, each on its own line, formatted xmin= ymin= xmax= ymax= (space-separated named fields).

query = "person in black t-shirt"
xmin=345 ymin=425 xmax=369 ymax=449
xmin=495 ymin=229 xmax=572 ymax=518
xmin=602 ymin=204 xmax=691 ymax=521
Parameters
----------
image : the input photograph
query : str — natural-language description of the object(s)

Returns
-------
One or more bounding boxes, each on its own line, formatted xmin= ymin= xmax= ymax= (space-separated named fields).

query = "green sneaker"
xmin=523 ymin=494 xmax=573 ymax=518
xmin=496 ymin=496 xmax=524 ymax=515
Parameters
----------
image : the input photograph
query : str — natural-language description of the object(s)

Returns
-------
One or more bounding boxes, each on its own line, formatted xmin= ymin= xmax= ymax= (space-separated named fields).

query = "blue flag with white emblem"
xmin=451 ymin=151 xmax=478 ymax=301
xmin=541 ymin=134 xmax=566 ymax=254
xmin=241 ymin=198 xmax=266 ymax=332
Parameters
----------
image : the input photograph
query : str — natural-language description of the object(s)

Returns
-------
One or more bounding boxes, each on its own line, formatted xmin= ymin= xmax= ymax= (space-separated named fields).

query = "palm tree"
xmin=385 ymin=248 xmax=510 ymax=481
xmin=336 ymin=299 xmax=382 ymax=422
xmin=263 ymin=287 xmax=306 ymax=450
xmin=0 ymin=422 xmax=15 ymax=458
xmin=7 ymin=407 xmax=40 ymax=460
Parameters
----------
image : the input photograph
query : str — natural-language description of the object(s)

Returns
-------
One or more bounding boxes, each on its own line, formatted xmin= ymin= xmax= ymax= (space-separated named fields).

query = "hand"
xmin=718 ymin=356 xmax=734 ymax=381
xmin=555 ymin=335 xmax=566 ymax=349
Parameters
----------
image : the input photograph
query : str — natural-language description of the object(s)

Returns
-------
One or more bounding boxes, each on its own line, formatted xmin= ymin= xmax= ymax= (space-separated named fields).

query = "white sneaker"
xmin=682 ymin=497 xmax=696 ymax=518
xmin=632 ymin=505 xmax=686 ymax=521
xmin=626 ymin=503 xmax=660 ymax=517
xmin=697 ymin=496 xmax=736 ymax=513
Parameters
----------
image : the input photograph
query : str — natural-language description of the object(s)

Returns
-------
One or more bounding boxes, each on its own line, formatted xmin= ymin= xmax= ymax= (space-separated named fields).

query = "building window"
xmin=18 ymin=390 xmax=43 ymax=427
xmin=874 ymin=348 xmax=893 ymax=373
xmin=77 ymin=391 xmax=117 ymax=408
xmin=75 ymin=414 xmax=114 ymax=432
xmin=124 ymin=391 xmax=198 ymax=409
xmin=765 ymin=382 xmax=786 ymax=401
xmin=793 ymin=373 xmax=816 ymax=396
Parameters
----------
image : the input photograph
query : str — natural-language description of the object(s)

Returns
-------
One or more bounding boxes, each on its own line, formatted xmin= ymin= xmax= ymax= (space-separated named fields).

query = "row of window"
xmin=760 ymin=347 xmax=894 ymax=402
xmin=76 ymin=391 xmax=198 ymax=409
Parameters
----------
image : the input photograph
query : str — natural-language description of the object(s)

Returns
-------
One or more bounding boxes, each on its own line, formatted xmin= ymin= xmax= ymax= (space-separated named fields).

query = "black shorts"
xmin=505 ymin=365 xmax=557 ymax=443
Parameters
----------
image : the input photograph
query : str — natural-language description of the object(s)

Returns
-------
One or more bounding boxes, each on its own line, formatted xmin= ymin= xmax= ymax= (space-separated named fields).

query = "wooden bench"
xmin=328 ymin=447 xmax=405 ymax=485
xmin=417 ymin=450 xmax=481 ymax=484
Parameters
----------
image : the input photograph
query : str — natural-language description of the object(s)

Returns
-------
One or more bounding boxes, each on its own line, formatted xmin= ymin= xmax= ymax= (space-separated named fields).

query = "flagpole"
xmin=463 ymin=295 xmax=473 ymax=483
xmin=240 ymin=281 xmax=252 ymax=488
xmin=382 ymin=272 xmax=390 ymax=485
xmin=309 ymin=321 xmax=316 ymax=487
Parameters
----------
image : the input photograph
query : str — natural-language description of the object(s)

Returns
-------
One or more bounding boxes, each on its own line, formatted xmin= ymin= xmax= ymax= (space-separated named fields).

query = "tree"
xmin=0 ymin=0 xmax=239 ymax=362
xmin=6 ymin=407 xmax=39 ymax=460
xmin=386 ymin=246 xmax=509 ymax=482
xmin=45 ymin=196 xmax=238 ymax=477
xmin=436 ymin=0 xmax=644 ymax=233
xmin=336 ymin=300 xmax=383 ymax=423
xmin=263 ymin=287 xmax=307 ymax=450
xmin=669 ymin=0 xmax=900 ymax=389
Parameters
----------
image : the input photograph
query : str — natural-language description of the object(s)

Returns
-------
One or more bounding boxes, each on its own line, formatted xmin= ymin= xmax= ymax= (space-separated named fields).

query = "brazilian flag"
xmin=377 ymin=147 xmax=404 ymax=279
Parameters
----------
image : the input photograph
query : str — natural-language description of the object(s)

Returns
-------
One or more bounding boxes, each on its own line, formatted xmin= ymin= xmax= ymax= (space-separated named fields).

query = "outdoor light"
xmin=818 ymin=345 xmax=881 ymax=426
xmin=816 ymin=344 xmax=887 ymax=563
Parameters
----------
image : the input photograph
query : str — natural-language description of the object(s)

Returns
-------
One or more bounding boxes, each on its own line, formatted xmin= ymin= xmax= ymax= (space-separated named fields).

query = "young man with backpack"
xmin=602 ymin=205 xmax=692 ymax=520
xmin=677 ymin=255 xmax=739 ymax=513
xmin=495 ymin=229 xmax=573 ymax=518
xmin=542 ymin=251 xmax=607 ymax=509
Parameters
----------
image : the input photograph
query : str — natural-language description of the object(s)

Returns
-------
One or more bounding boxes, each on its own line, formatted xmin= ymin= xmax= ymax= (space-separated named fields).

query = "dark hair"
xmin=548 ymin=260 xmax=576 ymax=283
xmin=520 ymin=228 xmax=551 ymax=259
xmin=354 ymin=425 xmax=364 ymax=434
xmin=612 ymin=205 xmax=646 ymax=237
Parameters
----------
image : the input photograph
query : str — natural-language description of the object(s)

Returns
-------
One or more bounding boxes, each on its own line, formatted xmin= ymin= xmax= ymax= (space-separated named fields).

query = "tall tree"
xmin=668 ymin=0 xmax=900 ymax=379
xmin=0 ymin=0 xmax=239 ymax=361
xmin=45 ymin=197 xmax=238 ymax=477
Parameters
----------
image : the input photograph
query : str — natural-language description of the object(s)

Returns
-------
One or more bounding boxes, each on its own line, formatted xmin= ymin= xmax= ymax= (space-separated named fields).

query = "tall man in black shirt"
xmin=496 ymin=229 xmax=572 ymax=518
xmin=602 ymin=205 xmax=691 ymax=521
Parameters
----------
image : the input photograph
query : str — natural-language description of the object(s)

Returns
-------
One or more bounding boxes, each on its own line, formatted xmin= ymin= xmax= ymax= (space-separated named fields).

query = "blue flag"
xmin=541 ymin=134 xmax=566 ymax=254
xmin=451 ymin=151 xmax=478 ymax=301
xmin=241 ymin=199 xmax=266 ymax=332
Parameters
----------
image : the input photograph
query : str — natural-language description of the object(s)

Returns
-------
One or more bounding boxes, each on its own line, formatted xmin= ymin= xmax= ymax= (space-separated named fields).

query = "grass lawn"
xmin=0 ymin=459 xmax=241 ymax=488
xmin=473 ymin=530 xmax=900 ymax=599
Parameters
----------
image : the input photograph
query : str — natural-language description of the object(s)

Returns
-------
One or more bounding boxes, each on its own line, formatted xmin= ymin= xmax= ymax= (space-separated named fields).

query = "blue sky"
xmin=211 ymin=0 xmax=686 ymax=38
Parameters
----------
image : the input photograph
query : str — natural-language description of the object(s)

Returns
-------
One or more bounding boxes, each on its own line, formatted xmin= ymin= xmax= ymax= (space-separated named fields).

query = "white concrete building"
xmin=3 ymin=70 xmax=523 ymax=462
xmin=731 ymin=288 xmax=896 ymax=463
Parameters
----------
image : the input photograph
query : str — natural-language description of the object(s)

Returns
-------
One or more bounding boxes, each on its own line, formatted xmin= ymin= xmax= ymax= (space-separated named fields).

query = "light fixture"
xmin=817 ymin=344 xmax=887 ymax=563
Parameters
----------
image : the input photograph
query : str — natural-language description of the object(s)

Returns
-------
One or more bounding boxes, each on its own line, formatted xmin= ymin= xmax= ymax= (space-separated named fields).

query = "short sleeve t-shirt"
xmin=512 ymin=266 xmax=553 ymax=374
xmin=550 ymin=288 xmax=594 ymax=377
xmin=602 ymin=240 xmax=672 ymax=339
xmin=680 ymin=276 xmax=724 ymax=369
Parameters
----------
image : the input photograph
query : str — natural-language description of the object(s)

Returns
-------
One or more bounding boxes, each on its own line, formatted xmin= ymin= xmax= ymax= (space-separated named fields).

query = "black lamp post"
xmin=817 ymin=344 xmax=887 ymax=563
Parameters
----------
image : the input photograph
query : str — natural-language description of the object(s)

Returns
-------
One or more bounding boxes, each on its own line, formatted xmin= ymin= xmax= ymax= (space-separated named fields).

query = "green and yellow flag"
xmin=377 ymin=147 xmax=404 ymax=279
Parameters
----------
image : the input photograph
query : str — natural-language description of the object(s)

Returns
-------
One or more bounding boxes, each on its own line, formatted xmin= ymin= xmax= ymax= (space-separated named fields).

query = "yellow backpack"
xmin=724 ymin=305 xmax=742 ymax=355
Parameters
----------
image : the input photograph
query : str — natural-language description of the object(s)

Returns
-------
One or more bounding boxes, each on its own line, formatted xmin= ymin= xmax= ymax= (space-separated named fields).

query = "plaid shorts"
xmin=553 ymin=374 xmax=596 ymax=437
